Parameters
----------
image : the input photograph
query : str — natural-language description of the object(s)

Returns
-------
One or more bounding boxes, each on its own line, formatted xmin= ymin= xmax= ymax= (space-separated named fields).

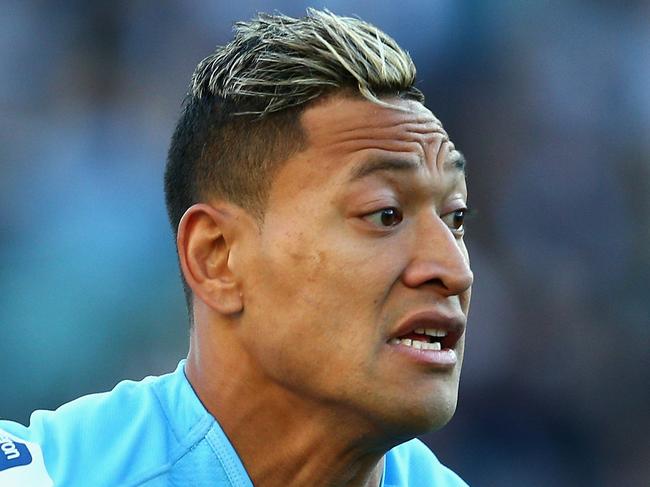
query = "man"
xmin=1 ymin=9 xmax=473 ymax=486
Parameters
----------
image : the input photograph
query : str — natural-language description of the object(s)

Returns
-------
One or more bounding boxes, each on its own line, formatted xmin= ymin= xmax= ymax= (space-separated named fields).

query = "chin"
xmin=416 ymin=396 xmax=458 ymax=432
xmin=426 ymin=401 xmax=457 ymax=431
xmin=378 ymin=392 xmax=459 ymax=441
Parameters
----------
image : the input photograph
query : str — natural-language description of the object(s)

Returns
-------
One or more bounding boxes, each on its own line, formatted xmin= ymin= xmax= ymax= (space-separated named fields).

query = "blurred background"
xmin=1 ymin=0 xmax=648 ymax=485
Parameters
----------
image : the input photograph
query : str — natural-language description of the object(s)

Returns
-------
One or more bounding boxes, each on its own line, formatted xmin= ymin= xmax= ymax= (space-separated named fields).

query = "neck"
xmin=186 ymin=324 xmax=389 ymax=487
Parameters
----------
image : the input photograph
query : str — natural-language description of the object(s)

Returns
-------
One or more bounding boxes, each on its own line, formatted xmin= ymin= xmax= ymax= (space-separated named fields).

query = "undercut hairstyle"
xmin=164 ymin=8 xmax=424 ymax=320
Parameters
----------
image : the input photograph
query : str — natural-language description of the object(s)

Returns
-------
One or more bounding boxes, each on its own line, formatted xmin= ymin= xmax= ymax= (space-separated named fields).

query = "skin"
xmin=181 ymin=94 xmax=473 ymax=487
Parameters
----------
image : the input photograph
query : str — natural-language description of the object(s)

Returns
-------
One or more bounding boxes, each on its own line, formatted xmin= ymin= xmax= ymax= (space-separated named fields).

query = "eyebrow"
xmin=448 ymin=151 xmax=467 ymax=175
xmin=349 ymin=151 xmax=467 ymax=182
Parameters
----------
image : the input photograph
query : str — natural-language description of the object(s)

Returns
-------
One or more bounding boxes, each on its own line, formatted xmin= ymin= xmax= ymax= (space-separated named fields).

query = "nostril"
xmin=424 ymin=277 xmax=445 ymax=288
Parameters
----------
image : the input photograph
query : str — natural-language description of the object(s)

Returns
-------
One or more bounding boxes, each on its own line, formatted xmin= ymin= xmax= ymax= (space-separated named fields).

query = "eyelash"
xmin=441 ymin=208 xmax=471 ymax=235
xmin=364 ymin=207 xmax=474 ymax=235
xmin=365 ymin=207 xmax=404 ymax=227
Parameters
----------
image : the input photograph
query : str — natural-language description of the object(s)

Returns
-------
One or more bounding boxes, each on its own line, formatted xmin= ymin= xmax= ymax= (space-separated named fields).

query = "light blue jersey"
xmin=1 ymin=361 xmax=468 ymax=486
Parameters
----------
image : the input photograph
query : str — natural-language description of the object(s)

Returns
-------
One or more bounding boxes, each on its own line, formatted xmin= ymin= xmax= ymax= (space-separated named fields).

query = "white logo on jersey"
xmin=0 ymin=428 xmax=53 ymax=487
xmin=0 ymin=436 xmax=20 ymax=461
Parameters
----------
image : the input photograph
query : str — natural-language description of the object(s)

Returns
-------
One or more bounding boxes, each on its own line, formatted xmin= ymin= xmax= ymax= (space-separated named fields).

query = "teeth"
xmin=413 ymin=328 xmax=446 ymax=337
xmin=424 ymin=329 xmax=447 ymax=338
xmin=389 ymin=338 xmax=443 ymax=351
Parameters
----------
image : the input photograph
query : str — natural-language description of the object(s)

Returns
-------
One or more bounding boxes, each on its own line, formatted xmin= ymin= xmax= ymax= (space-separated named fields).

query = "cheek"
xmin=250 ymin=227 xmax=399 ymax=339
xmin=244 ymin=229 xmax=335 ymax=328
xmin=242 ymin=235 xmax=387 ymax=389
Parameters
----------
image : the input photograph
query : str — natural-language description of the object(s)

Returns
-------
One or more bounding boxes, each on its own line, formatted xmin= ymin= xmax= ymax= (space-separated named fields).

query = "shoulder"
xmin=384 ymin=439 xmax=469 ymax=487
xmin=0 ymin=363 xmax=189 ymax=487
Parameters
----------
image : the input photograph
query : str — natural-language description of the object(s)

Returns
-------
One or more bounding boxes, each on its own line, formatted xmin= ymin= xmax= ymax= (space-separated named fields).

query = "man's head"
xmin=166 ymin=9 xmax=473 ymax=439
xmin=165 ymin=9 xmax=423 ymax=315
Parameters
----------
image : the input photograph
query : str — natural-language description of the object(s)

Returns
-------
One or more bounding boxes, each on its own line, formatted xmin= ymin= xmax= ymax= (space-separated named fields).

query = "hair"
xmin=164 ymin=8 xmax=424 ymax=321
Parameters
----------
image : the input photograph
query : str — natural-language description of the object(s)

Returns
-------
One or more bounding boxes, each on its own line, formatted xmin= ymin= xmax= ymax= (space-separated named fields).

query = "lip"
xmin=386 ymin=309 xmax=466 ymax=368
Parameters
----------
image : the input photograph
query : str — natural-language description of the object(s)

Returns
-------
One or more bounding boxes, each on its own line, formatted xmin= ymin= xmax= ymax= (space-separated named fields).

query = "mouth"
xmin=386 ymin=310 xmax=465 ymax=367
xmin=388 ymin=327 xmax=453 ymax=350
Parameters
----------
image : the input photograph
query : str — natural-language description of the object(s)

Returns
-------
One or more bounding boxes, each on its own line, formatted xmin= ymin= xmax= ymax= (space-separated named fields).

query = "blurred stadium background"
xmin=1 ymin=1 xmax=648 ymax=485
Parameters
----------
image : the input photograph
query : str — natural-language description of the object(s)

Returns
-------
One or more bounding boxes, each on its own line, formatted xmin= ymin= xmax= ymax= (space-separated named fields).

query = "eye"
xmin=365 ymin=207 xmax=404 ymax=227
xmin=441 ymin=208 xmax=468 ymax=234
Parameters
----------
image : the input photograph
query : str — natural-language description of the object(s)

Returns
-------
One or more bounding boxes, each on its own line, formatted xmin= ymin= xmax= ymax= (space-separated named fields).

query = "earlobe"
xmin=177 ymin=203 xmax=244 ymax=315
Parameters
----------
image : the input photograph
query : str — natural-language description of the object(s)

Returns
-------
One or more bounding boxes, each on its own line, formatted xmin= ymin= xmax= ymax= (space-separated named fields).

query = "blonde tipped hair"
xmin=190 ymin=8 xmax=423 ymax=114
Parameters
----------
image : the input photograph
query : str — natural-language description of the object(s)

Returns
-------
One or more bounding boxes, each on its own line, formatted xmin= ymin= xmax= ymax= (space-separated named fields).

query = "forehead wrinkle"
xmin=311 ymin=123 xmax=449 ymax=161
xmin=320 ymin=138 xmax=430 ymax=165
xmin=300 ymin=96 xmax=459 ymax=178
xmin=304 ymin=100 xmax=444 ymax=143
xmin=322 ymin=117 xmax=446 ymax=141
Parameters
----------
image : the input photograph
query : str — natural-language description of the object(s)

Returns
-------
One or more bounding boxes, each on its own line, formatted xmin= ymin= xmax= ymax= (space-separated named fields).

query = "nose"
xmin=401 ymin=216 xmax=474 ymax=297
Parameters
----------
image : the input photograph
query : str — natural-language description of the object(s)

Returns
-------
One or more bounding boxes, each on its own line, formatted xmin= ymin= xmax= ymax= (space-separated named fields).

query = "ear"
xmin=177 ymin=203 xmax=243 ymax=315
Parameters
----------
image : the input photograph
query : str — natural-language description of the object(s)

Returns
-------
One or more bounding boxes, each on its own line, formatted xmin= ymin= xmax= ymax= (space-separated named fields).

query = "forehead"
xmin=267 ymin=95 xmax=464 ymax=202
xmin=299 ymin=95 xmax=457 ymax=175
xmin=304 ymin=94 xmax=440 ymax=130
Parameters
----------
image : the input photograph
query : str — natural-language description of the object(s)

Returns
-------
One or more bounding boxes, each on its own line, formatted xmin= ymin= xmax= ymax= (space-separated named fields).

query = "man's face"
xmin=236 ymin=95 xmax=473 ymax=436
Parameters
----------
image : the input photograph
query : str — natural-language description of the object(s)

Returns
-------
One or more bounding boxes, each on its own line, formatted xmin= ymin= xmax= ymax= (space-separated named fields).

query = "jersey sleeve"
xmin=0 ymin=376 xmax=174 ymax=487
